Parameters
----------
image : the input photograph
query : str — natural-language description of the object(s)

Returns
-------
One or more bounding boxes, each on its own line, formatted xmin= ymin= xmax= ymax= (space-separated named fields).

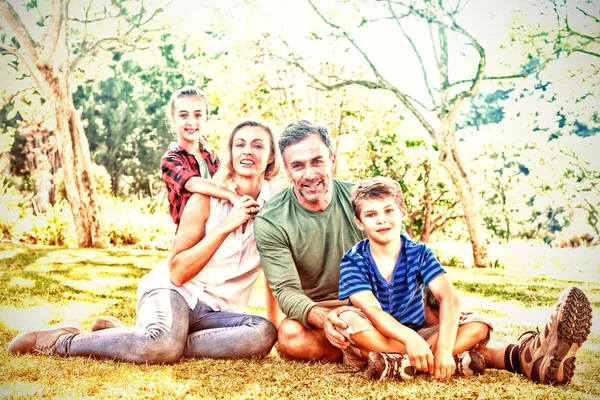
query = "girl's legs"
xmin=56 ymin=289 xmax=189 ymax=364
xmin=184 ymin=302 xmax=276 ymax=359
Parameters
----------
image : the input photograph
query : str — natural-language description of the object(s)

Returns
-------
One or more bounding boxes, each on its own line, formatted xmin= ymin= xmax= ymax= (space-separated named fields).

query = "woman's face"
xmin=171 ymin=96 xmax=208 ymax=146
xmin=230 ymin=126 xmax=274 ymax=179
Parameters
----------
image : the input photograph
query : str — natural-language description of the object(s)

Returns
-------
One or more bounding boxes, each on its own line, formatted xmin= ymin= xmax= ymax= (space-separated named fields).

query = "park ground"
xmin=0 ymin=242 xmax=598 ymax=399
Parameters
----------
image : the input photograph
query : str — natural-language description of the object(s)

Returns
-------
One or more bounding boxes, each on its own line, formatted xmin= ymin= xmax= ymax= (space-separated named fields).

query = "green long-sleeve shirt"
xmin=254 ymin=180 xmax=366 ymax=328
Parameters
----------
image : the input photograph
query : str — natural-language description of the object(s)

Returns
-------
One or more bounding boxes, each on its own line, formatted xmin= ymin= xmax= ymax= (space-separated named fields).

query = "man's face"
xmin=282 ymin=134 xmax=335 ymax=211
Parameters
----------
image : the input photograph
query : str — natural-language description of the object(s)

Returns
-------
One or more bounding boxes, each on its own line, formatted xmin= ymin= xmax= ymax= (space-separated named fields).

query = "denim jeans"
xmin=55 ymin=288 xmax=277 ymax=364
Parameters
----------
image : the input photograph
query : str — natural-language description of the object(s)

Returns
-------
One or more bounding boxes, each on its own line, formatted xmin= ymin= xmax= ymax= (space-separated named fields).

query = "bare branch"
xmin=0 ymin=0 xmax=40 ymax=65
xmin=1 ymin=86 xmax=36 ymax=107
xmin=69 ymin=2 xmax=123 ymax=25
xmin=70 ymin=1 xmax=173 ymax=70
xmin=0 ymin=0 xmax=50 ymax=97
xmin=428 ymin=24 xmax=441 ymax=77
xmin=449 ymin=73 xmax=527 ymax=87
xmin=40 ymin=0 xmax=66 ymax=65
xmin=305 ymin=0 xmax=438 ymax=140
xmin=451 ymin=0 xmax=471 ymax=15
xmin=577 ymin=6 xmax=600 ymax=24
xmin=307 ymin=0 xmax=389 ymax=86
xmin=386 ymin=0 xmax=437 ymax=108
xmin=74 ymin=0 xmax=94 ymax=60
xmin=378 ymin=0 xmax=486 ymax=115
xmin=573 ymin=48 xmax=600 ymax=58
xmin=359 ymin=14 xmax=409 ymax=26
xmin=432 ymin=213 xmax=460 ymax=232
xmin=446 ymin=19 xmax=486 ymax=116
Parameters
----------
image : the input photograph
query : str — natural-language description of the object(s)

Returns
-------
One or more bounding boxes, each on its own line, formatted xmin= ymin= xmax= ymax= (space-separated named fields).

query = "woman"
xmin=9 ymin=120 xmax=281 ymax=363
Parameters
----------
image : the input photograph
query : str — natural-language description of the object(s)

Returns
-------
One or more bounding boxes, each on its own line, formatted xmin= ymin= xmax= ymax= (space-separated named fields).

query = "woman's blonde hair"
xmin=213 ymin=121 xmax=281 ymax=185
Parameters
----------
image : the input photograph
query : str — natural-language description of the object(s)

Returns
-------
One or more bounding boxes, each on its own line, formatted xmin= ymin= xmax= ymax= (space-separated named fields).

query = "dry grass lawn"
xmin=0 ymin=243 xmax=598 ymax=399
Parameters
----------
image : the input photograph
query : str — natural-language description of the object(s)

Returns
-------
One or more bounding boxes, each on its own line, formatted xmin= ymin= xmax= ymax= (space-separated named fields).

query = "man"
xmin=254 ymin=120 xmax=363 ymax=361
xmin=254 ymin=120 xmax=592 ymax=385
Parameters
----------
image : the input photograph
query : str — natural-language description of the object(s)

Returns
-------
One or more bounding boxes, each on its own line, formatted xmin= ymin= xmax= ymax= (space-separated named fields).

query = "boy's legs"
xmin=184 ymin=302 xmax=277 ymax=359
xmin=336 ymin=311 xmax=405 ymax=360
xmin=337 ymin=311 xmax=490 ymax=361
xmin=417 ymin=312 xmax=492 ymax=354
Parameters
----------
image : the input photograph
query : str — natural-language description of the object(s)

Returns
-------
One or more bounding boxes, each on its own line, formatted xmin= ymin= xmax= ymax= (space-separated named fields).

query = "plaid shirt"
xmin=161 ymin=142 xmax=220 ymax=226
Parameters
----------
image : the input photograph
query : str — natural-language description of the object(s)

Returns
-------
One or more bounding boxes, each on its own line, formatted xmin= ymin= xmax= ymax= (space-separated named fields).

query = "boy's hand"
xmin=433 ymin=348 xmax=456 ymax=380
xmin=406 ymin=336 xmax=435 ymax=374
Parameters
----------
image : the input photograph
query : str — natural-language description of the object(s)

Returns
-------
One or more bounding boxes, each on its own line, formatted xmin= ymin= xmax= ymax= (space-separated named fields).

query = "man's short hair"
xmin=279 ymin=120 xmax=334 ymax=157
xmin=351 ymin=176 xmax=407 ymax=219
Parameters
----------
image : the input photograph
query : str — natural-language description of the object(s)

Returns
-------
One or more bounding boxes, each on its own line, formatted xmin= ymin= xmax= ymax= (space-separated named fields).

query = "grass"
xmin=0 ymin=243 xmax=599 ymax=399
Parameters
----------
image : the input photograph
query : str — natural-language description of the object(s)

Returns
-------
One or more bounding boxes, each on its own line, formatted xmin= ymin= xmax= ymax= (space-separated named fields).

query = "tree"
xmin=74 ymin=31 xmax=220 ymax=197
xmin=348 ymin=126 xmax=461 ymax=242
xmin=510 ymin=0 xmax=599 ymax=62
xmin=279 ymin=0 xmax=528 ymax=267
xmin=0 ymin=0 xmax=170 ymax=247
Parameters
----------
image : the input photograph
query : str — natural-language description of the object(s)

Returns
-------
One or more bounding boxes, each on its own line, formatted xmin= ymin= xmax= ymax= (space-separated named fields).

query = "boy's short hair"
xmin=351 ymin=177 xmax=407 ymax=219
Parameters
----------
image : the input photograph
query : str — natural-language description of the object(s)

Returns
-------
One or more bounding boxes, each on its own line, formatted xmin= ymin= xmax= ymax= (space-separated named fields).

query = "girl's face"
xmin=231 ymin=126 xmax=274 ymax=179
xmin=171 ymin=96 xmax=208 ymax=147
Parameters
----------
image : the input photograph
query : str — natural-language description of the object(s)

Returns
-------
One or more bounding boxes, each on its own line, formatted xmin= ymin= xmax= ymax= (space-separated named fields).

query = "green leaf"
xmin=25 ymin=0 xmax=38 ymax=11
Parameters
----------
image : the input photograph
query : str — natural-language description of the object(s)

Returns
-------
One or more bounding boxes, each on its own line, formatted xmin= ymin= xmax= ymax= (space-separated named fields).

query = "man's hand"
xmin=405 ymin=335 xmax=435 ymax=374
xmin=323 ymin=306 xmax=360 ymax=350
xmin=433 ymin=348 xmax=456 ymax=380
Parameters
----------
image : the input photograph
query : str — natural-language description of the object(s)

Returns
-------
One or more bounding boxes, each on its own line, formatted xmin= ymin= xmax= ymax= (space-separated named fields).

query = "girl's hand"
xmin=228 ymin=190 xmax=242 ymax=206
xmin=223 ymin=195 xmax=259 ymax=231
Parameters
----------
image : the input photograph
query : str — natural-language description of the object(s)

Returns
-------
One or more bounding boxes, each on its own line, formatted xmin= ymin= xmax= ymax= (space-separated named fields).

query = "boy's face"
xmin=355 ymin=196 xmax=405 ymax=246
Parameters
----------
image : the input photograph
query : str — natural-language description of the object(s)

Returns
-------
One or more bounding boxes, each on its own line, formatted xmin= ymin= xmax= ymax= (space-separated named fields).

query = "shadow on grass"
xmin=0 ymin=244 xmax=165 ymax=321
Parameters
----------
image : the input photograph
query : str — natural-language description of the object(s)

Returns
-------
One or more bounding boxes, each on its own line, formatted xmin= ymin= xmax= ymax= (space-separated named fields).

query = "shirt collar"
xmin=257 ymin=181 xmax=274 ymax=206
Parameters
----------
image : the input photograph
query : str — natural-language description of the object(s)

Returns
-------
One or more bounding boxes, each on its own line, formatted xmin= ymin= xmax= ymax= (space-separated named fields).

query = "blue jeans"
xmin=55 ymin=288 xmax=277 ymax=364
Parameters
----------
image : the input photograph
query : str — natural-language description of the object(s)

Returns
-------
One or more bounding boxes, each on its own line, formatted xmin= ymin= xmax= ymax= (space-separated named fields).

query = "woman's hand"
xmin=223 ymin=195 xmax=260 ymax=231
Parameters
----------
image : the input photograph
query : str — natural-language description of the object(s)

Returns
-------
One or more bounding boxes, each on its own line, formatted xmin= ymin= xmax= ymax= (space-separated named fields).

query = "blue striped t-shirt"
xmin=338 ymin=235 xmax=445 ymax=331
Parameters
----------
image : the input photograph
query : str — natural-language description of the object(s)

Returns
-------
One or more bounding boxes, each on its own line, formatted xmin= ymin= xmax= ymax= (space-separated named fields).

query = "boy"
xmin=337 ymin=177 xmax=492 ymax=381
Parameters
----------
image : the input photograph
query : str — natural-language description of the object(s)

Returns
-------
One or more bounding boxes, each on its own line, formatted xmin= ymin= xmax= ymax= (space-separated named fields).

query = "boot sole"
xmin=543 ymin=287 xmax=592 ymax=385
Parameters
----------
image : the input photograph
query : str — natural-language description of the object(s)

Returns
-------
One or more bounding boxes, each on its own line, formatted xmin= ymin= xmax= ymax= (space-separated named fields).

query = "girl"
xmin=161 ymin=86 xmax=240 ymax=227
xmin=9 ymin=121 xmax=282 ymax=362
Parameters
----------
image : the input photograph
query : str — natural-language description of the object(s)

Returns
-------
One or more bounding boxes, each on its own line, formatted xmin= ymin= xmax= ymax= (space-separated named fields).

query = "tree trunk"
xmin=52 ymin=93 xmax=106 ymax=248
xmin=37 ymin=3 xmax=106 ymax=248
xmin=420 ymin=192 xmax=432 ymax=243
xmin=438 ymin=119 xmax=488 ymax=267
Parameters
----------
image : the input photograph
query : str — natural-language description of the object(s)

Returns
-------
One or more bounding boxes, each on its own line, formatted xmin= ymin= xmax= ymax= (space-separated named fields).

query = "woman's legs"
xmin=56 ymin=289 xmax=189 ymax=364
xmin=184 ymin=302 xmax=276 ymax=359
